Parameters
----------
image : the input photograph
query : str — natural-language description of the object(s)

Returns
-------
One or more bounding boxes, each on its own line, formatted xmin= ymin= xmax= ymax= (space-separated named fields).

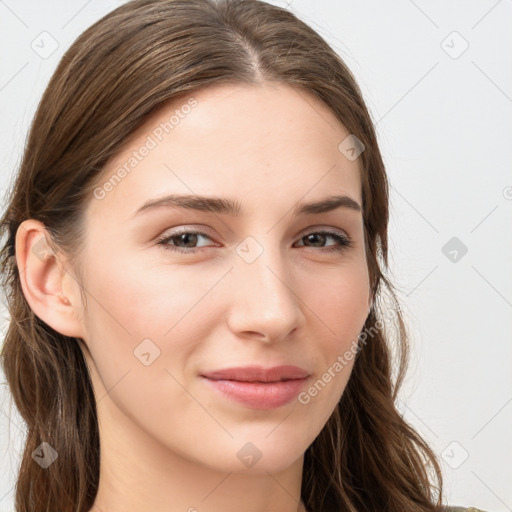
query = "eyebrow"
xmin=131 ymin=193 xmax=362 ymax=218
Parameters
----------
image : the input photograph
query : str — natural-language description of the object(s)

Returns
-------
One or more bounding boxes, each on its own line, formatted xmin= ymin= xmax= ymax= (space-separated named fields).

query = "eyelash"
xmin=155 ymin=229 xmax=353 ymax=254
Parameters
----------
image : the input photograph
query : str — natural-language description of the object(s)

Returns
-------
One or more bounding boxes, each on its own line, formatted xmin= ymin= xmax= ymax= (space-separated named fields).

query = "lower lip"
xmin=201 ymin=377 xmax=308 ymax=409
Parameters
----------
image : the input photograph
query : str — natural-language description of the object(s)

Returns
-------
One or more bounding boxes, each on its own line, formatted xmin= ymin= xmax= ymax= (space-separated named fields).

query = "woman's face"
xmin=77 ymin=82 xmax=371 ymax=474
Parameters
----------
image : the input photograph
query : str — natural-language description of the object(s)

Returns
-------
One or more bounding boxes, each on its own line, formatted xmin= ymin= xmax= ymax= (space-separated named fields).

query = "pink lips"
xmin=200 ymin=365 xmax=310 ymax=410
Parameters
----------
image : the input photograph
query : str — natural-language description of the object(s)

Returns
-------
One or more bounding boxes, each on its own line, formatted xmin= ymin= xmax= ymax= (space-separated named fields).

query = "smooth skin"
xmin=16 ymin=82 xmax=371 ymax=512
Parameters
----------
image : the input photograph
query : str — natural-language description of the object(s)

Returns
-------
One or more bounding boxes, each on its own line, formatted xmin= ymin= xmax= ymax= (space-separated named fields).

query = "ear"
xmin=15 ymin=219 xmax=86 ymax=339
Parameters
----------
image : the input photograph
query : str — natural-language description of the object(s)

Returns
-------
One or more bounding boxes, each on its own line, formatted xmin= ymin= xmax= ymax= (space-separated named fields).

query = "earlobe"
xmin=15 ymin=219 xmax=85 ymax=339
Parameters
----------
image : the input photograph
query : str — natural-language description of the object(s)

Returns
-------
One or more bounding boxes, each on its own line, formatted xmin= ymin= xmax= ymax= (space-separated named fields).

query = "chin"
xmin=173 ymin=434 xmax=308 ymax=475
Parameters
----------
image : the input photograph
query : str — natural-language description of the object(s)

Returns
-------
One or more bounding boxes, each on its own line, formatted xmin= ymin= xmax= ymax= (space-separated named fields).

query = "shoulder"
xmin=443 ymin=507 xmax=488 ymax=512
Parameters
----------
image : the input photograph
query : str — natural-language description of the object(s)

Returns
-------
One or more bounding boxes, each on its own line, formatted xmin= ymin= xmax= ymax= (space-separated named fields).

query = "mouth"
xmin=200 ymin=365 xmax=310 ymax=409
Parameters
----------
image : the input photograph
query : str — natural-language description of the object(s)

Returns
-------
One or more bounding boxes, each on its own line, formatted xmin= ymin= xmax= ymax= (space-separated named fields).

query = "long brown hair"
xmin=0 ymin=0 xmax=445 ymax=510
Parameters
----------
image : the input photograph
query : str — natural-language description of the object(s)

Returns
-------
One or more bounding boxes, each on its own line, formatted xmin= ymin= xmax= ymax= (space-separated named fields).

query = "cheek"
xmin=298 ymin=264 xmax=369 ymax=405
xmin=77 ymin=250 xmax=222 ymax=430
xmin=302 ymin=261 xmax=369 ymax=343
xmin=79 ymin=248 xmax=228 ymax=379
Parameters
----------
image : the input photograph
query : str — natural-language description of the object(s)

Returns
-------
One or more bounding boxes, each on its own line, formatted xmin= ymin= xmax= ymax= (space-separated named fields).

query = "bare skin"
xmin=16 ymin=82 xmax=371 ymax=512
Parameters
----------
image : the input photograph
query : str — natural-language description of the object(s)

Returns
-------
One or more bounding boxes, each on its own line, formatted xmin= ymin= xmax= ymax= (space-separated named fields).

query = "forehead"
xmin=87 ymin=82 xmax=362 ymax=222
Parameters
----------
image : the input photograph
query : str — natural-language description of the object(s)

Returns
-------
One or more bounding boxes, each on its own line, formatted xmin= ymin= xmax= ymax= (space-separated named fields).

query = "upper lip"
xmin=201 ymin=365 xmax=310 ymax=382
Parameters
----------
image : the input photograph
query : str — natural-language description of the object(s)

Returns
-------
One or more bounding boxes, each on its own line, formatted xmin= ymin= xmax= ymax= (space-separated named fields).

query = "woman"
xmin=0 ymin=1 xmax=488 ymax=511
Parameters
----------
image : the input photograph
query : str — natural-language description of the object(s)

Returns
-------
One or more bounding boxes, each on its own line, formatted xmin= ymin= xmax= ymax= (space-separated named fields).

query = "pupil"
xmin=307 ymin=233 xmax=325 ymax=247
xmin=180 ymin=233 xmax=197 ymax=247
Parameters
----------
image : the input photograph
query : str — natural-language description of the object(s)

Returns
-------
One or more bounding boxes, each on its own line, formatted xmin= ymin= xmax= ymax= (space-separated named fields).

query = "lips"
xmin=200 ymin=365 xmax=310 ymax=382
xmin=200 ymin=365 xmax=310 ymax=409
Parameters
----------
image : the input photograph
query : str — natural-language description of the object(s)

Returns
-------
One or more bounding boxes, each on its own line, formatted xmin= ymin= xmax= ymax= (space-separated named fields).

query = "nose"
xmin=227 ymin=242 xmax=306 ymax=344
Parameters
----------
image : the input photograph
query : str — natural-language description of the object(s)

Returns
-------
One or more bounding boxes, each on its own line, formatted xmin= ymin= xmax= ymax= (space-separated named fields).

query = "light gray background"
xmin=1 ymin=1 xmax=511 ymax=511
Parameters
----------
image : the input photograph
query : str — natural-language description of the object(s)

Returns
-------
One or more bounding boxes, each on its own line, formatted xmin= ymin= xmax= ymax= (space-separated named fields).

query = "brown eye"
xmin=156 ymin=230 xmax=214 ymax=253
xmin=295 ymin=231 xmax=352 ymax=253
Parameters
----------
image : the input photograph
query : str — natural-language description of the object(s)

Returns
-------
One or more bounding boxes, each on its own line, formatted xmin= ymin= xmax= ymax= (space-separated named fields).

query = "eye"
xmin=294 ymin=230 xmax=352 ymax=253
xmin=156 ymin=228 xmax=353 ymax=254
xmin=156 ymin=230 xmax=216 ymax=254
